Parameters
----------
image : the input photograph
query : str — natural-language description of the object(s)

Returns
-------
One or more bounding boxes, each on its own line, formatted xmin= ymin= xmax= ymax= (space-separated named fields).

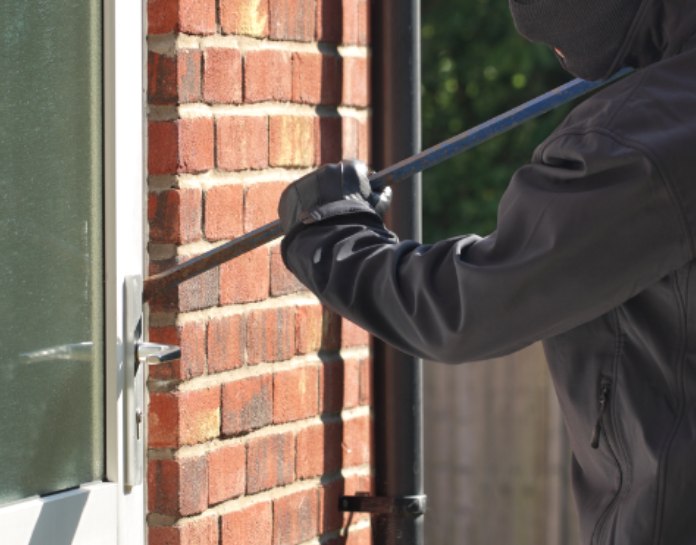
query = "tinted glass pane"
xmin=0 ymin=0 xmax=103 ymax=504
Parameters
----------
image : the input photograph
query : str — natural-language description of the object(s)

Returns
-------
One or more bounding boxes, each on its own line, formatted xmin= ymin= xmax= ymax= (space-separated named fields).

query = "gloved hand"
xmin=277 ymin=159 xmax=392 ymax=235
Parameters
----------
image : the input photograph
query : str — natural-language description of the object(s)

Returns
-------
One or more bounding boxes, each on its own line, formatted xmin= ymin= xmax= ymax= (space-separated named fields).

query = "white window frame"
xmin=0 ymin=1 xmax=146 ymax=544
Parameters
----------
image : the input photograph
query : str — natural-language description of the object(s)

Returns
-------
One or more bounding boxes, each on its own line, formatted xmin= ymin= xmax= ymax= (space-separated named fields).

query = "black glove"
xmin=277 ymin=159 xmax=392 ymax=235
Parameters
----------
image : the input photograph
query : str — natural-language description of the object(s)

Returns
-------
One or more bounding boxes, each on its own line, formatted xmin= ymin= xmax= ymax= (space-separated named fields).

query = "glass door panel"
xmin=0 ymin=0 xmax=103 ymax=504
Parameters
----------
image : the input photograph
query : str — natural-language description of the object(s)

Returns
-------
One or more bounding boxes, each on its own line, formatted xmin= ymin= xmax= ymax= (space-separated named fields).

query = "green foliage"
xmin=421 ymin=0 xmax=570 ymax=241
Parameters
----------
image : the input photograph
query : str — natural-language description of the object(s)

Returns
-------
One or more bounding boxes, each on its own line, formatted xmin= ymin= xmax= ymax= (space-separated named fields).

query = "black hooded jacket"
xmin=281 ymin=1 xmax=696 ymax=543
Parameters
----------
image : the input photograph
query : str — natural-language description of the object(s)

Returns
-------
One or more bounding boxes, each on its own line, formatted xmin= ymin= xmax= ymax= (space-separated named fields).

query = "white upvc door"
xmin=0 ymin=1 xmax=146 ymax=544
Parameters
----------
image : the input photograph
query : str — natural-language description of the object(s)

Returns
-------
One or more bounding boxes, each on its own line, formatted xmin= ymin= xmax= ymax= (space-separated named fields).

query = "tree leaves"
xmin=421 ymin=1 xmax=570 ymax=240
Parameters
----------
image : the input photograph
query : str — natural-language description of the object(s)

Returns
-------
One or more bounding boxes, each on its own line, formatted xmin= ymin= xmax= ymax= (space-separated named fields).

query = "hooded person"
xmin=508 ymin=0 xmax=663 ymax=80
xmin=277 ymin=0 xmax=696 ymax=543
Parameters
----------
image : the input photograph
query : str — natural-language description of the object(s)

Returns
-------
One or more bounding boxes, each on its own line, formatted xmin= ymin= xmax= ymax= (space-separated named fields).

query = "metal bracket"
xmin=339 ymin=494 xmax=427 ymax=517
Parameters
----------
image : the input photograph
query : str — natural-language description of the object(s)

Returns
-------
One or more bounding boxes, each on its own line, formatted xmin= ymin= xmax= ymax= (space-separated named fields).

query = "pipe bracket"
xmin=339 ymin=494 xmax=427 ymax=517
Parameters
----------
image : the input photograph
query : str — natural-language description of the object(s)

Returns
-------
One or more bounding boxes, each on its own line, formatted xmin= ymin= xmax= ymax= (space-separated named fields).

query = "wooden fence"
xmin=423 ymin=343 xmax=580 ymax=545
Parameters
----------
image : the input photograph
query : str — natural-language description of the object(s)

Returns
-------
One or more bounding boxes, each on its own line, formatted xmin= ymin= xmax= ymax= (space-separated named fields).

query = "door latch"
xmin=123 ymin=275 xmax=180 ymax=488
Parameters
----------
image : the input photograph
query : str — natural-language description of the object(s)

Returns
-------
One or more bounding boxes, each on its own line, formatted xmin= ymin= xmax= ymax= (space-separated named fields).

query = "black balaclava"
xmin=509 ymin=0 xmax=653 ymax=80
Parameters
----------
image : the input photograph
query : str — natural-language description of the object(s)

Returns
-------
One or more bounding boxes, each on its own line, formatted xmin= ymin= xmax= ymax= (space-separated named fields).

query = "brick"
xmin=147 ymin=50 xmax=201 ymax=106
xmin=273 ymin=365 xmax=318 ymax=423
xmin=147 ymin=459 xmax=181 ymax=515
xmin=341 ymin=114 xmax=370 ymax=165
xmin=342 ymin=0 xmax=370 ymax=46
xmin=207 ymin=314 xmax=244 ymax=373
xmin=148 ymin=52 xmax=178 ymax=105
xmin=318 ymin=478 xmax=344 ymax=535
xmin=342 ymin=56 xmax=370 ymax=107
xmin=149 ymin=320 xmax=206 ymax=381
xmin=221 ymin=502 xmax=272 ymax=545
xmin=316 ymin=0 xmax=341 ymax=43
xmin=221 ymin=374 xmax=273 ymax=436
xmin=148 ymin=188 xmax=202 ymax=244
xmin=148 ymin=0 xmax=216 ymax=34
xmin=295 ymin=303 xmax=322 ymax=355
xmin=148 ymin=0 xmax=179 ymax=34
xmin=320 ymin=54 xmax=343 ymax=105
xmin=358 ymin=115 xmax=371 ymax=164
xmin=291 ymin=52 xmax=321 ymax=104
xmin=179 ymin=0 xmax=216 ymax=34
xmin=247 ymin=306 xmax=295 ymax=364
xmin=179 ymin=321 xmax=208 ymax=377
xmin=319 ymin=357 xmax=343 ymax=415
xmin=359 ymin=356 xmax=371 ymax=405
xmin=269 ymin=0 xmax=315 ymax=41
xmin=320 ymin=307 xmax=342 ymax=352
xmin=342 ymin=414 xmax=370 ymax=467
xmin=219 ymin=245 xmax=270 ymax=304
xmin=342 ymin=0 xmax=359 ymax=45
xmin=296 ymin=421 xmax=342 ymax=479
xmin=149 ymin=387 xmax=220 ymax=448
xmin=314 ymin=116 xmax=342 ymax=165
xmin=322 ymin=357 xmax=362 ymax=411
xmin=220 ymin=0 xmax=269 ymax=37
xmin=178 ymin=49 xmax=203 ymax=103
xmin=343 ymin=358 xmax=363 ymax=409
xmin=149 ymin=392 xmax=180 ymax=449
xmin=269 ymin=116 xmax=315 ymax=167
xmin=179 ymin=117 xmax=215 ymax=172
xmin=203 ymin=48 xmax=242 ymax=104
xmin=148 ymin=121 xmax=178 ymax=175
xmin=204 ymin=183 xmax=244 ymax=241
xmin=148 ymin=525 xmax=179 ymax=545
xmin=208 ymin=443 xmax=245 ymax=504
xmin=148 ymin=456 xmax=208 ymax=517
xmin=291 ymin=52 xmax=341 ymax=105
xmin=243 ymin=49 xmax=292 ymax=103
xmin=357 ymin=0 xmax=370 ymax=45
xmin=149 ymin=515 xmax=219 ymax=545
xmin=177 ymin=187 xmax=203 ymax=243
xmin=244 ymin=181 xmax=286 ymax=232
xmin=247 ymin=431 xmax=295 ymax=493
xmin=272 ymin=488 xmax=319 ymax=545
xmin=342 ymin=317 xmax=370 ymax=348
xmin=176 ymin=265 xmax=220 ymax=312
xmin=216 ymin=115 xmax=269 ymax=171
xmin=179 ymin=387 xmax=221 ymax=445
xmin=148 ymin=119 xmax=214 ymax=175
xmin=270 ymin=244 xmax=304 ymax=296
xmin=341 ymin=116 xmax=359 ymax=161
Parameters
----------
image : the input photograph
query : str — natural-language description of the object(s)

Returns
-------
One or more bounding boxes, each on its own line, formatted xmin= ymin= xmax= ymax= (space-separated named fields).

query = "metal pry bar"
xmin=143 ymin=69 xmax=632 ymax=301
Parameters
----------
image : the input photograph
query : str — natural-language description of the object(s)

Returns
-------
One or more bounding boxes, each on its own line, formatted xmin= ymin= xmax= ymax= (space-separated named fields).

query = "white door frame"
xmin=0 ymin=1 xmax=146 ymax=544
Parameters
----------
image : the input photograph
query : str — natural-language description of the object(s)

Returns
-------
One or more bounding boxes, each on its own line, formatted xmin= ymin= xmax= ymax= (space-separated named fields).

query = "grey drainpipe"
xmin=371 ymin=1 xmax=425 ymax=543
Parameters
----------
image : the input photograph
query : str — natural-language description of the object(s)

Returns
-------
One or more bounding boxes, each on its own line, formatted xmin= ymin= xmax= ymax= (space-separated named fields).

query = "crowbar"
xmin=143 ymin=69 xmax=632 ymax=301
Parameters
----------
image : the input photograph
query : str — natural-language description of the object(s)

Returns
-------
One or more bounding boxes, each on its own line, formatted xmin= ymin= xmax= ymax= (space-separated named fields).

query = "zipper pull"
xmin=591 ymin=382 xmax=611 ymax=449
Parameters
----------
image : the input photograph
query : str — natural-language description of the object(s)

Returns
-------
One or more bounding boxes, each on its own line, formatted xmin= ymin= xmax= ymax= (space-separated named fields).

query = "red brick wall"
xmin=145 ymin=1 xmax=373 ymax=544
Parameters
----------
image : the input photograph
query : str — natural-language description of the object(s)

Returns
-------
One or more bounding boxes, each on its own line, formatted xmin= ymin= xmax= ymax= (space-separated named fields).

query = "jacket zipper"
xmin=589 ymin=377 xmax=624 ymax=545
xmin=591 ymin=379 xmax=612 ymax=449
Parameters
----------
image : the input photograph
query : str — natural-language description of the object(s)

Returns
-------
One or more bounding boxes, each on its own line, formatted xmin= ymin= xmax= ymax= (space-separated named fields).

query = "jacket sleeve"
xmin=281 ymin=131 xmax=693 ymax=363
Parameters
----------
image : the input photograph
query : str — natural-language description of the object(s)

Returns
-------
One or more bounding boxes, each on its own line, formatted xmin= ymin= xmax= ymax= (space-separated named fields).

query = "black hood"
xmin=508 ymin=0 xmax=691 ymax=80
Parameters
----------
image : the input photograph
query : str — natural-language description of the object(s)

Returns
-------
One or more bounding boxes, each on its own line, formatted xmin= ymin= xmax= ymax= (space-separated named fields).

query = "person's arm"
xmin=281 ymin=131 xmax=692 ymax=363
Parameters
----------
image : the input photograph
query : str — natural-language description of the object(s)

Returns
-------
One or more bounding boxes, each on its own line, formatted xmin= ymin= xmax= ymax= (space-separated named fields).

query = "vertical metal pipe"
xmin=370 ymin=1 xmax=425 ymax=544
